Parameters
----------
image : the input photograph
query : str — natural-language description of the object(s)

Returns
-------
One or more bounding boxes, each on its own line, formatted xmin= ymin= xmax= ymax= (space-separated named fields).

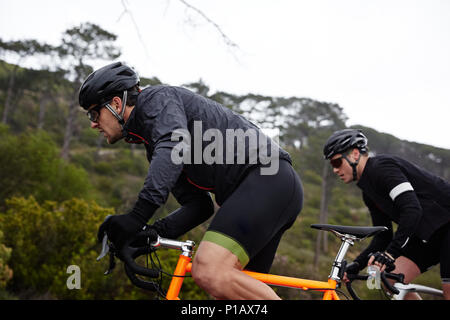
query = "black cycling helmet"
xmin=323 ymin=129 xmax=368 ymax=160
xmin=78 ymin=61 xmax=140 ymax=110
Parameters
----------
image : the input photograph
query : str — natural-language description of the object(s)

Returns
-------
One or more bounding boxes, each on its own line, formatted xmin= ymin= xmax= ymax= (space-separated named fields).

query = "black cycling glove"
xmin=97 ymin=197 xmax=159 ymax=249
xmin=345 ymin=261 xmax=362 ymax=275
xmin=369 ymin=251 xmax=396 ymax=272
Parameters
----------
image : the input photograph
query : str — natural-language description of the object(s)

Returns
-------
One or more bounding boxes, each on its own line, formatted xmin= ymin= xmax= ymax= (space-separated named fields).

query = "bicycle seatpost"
xmin=329 ymin=235 xmax=356 ymax=282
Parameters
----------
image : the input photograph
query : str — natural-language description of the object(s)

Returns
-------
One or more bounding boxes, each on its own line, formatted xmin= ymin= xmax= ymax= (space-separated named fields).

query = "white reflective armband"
xmin=389 ymin=182 xmax=414 ymax=201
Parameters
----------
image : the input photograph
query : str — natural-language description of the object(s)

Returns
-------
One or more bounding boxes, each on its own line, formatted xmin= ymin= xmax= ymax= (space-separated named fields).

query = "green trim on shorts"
xmin=202 ymin=231 xmax=250 ymax=267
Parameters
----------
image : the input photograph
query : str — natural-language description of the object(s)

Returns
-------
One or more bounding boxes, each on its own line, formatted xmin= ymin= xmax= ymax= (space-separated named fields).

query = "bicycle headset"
xmin=78 ymin=61 xmax=140 ymax=126
xmin=323 ymin=129 xmax=368 ymax=181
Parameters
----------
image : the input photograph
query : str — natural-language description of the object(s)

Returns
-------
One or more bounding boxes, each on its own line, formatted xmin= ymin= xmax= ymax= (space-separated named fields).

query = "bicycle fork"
xmin=166 ymin=255 xmax=192 ymax=300
xmin=158 ymin=238 xmax=195 ymax=300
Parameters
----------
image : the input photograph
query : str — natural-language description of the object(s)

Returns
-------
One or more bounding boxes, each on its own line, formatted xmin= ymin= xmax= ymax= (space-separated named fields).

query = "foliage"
xmin=0 ymin=196 xmax=140 ymax=299
xmin=0 ymin=38 xmax=54 ymax=59
xmin=0 ymin=125 xmax=93 ymax=207
xmin=0 ymin=229 xmax=13 ymax=289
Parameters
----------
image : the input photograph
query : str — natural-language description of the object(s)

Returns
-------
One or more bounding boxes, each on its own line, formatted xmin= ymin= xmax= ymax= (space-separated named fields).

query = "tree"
xmin=58 ymin=23 xmax=121 ymax=160
xmin=0 ymin=38 xmax=54 ymax=124
xmin=27 ymin=68 xmax=67 ymax=130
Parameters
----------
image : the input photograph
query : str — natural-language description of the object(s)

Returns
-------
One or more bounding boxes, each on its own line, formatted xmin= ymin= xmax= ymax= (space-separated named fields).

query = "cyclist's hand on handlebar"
xmin=97 ymin=213 xmax=147 ymax=250
xmin=368 ymin=251 xmax=396 ymax=273
xmin=130 ymin=225 xmax=159 ymax=247
xmin=343 ymin=261 xmax=361 ymax=283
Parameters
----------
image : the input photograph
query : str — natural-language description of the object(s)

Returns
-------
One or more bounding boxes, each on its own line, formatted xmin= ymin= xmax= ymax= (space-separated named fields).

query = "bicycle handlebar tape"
xmin=120 ymin=246 xmax=160 ymax=278
xmin=381 ymin=272 xmax=400 ymax=294
xmin=124 ymin=263 xmax=159 ymax=291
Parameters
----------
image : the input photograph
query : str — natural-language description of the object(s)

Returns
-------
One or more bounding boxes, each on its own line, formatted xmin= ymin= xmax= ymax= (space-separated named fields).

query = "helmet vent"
xmin=111 ymin=62 xmax=122 ymax=69
xmin=117 ymin=70 xmax=134 ymax=77
xmin=98 ymin=80 xmax=114 ymax=91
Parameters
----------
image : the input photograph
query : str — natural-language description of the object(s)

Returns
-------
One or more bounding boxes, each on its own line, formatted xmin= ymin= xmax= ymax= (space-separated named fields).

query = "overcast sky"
xmin=1 ymin=0 xmax=449 ymax=149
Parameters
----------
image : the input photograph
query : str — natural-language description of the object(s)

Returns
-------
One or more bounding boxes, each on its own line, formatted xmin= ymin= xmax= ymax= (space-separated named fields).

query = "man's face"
xmin=329 ymin=149 xmax=359 ymax=184
xmin=88 ymin=98 xmax=123 ymax=144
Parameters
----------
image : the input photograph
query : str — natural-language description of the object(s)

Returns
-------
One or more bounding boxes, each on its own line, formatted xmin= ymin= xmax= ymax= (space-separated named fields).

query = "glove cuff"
xmin=130 ymin=197 xmax=159 ymax=224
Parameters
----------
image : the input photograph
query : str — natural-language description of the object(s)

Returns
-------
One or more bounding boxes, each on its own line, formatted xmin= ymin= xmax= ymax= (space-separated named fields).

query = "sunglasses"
xmin=86 ymin=103 xmax=107 ymax=122
xmin=329 ymin=156 xmax=345 ymax=169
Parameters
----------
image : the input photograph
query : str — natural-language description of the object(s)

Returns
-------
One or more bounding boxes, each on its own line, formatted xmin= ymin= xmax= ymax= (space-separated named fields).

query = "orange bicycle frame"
xmin=154 ymin=227 xmax=358 ymax=300
xmin=165 ymin=256 xmax=340 ymax=300
xmin=114 ymin=224 xmax=384 ymax=299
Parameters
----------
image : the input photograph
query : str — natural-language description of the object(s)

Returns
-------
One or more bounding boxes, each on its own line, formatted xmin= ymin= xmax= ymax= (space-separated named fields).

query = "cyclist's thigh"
xmin=392 ymin=256 xmax=421 ymax=284
xmin=194 ymin=240 xmax=243 ymax=270
xmin=203 ymin=160 xmax=303 ymax=272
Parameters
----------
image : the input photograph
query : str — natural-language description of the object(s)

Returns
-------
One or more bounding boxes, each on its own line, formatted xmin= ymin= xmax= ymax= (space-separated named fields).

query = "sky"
xmin=1 ymin=0 xmax=450 ymax=149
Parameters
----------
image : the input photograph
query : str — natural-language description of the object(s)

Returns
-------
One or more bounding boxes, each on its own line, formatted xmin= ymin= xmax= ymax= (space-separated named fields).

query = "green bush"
xmin=0 ymin=229 xmax=13 ymax=289
xmin=0 ymin=196 xmax=120 ymax=298
xmin=0 ymin=196 xmax=208 ymax=299
xmin=0 ymin=126 xmax=94 ymax=206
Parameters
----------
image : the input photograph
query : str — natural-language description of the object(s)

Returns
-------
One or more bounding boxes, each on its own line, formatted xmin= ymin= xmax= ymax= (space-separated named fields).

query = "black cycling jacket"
xmin=122 ymin=85 xmax=291 ymax=229
xmin=355 ymin=154 xmax=450 ymax=265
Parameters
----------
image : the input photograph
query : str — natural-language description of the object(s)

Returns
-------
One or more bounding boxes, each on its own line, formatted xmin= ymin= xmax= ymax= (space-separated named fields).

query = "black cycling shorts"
xmin=202 ymin=159 xmax=303 ymax=273
xmin=401 ymin=223 xmax=450 ymax=284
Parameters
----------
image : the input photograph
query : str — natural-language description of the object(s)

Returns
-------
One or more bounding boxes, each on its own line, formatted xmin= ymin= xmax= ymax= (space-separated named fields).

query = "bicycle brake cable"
xmin=146 ymin=246 xmax=167 ymax=299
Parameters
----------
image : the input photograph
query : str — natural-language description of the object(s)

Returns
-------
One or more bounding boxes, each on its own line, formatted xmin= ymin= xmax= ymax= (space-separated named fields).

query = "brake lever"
xmin=96 ymin=233 xmax=117 ymax=275
xmin=96 ymin=227 xmax=160 ymax=280
xmin=96 ymin=234 xmax=110 ymax=261
xmin=104 ymin=251 xmax=116 ymax=275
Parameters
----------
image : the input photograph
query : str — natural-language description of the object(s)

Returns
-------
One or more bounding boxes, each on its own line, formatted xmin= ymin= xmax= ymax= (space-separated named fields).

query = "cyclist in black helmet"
xmin=323 ymin=129 xmax=450 ymax=299
xmin=79 ymin=62 xmax=303 ymax=299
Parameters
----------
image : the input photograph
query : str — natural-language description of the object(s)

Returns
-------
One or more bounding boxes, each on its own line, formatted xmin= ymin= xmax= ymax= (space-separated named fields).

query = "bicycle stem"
xmin=152 ymin=236 xmax=196 ymax=257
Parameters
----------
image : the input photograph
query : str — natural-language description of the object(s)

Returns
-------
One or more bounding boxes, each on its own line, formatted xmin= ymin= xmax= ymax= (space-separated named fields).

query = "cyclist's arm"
xmin=152 ymin=172 xmax=215 ymax=239
xmin=374 ymin=161 xmax=422 ymax=258
xmin=354 ymin=193 xmax=393 ymax=268
xmin=137 ymin=90 xmax=188 ymax=209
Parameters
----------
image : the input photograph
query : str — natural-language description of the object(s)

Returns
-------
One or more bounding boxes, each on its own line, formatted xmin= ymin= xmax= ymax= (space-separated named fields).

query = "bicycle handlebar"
xmin=97 ymin=227 xmax=162 ymax=291
xmin=345 ymin=273 xmax=368 ymax=300
xmin=122 ymin=228 xmax=165 ymax=291
xmin=98 ymin=227 xmax=196 ymax=292
xmin=346 ymin=271 xmax=405 ymax=299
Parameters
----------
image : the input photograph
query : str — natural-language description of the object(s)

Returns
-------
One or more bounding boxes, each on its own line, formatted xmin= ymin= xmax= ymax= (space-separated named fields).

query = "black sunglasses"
xmin=86 ymin=104 xmax=107 ymax=122
xmin=329 ymin=156 xmax=345 ymax=169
